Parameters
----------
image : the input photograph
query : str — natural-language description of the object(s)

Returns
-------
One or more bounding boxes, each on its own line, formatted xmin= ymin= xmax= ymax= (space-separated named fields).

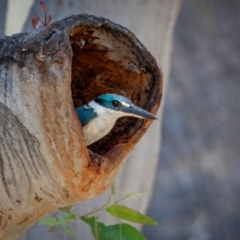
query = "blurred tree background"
xmin=144 ymin=0 xmax=240 ymax=239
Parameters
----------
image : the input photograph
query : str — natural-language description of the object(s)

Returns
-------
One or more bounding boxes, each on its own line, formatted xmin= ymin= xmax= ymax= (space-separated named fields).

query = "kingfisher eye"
xmin=112 ymin=100 xmax=120 ymax=107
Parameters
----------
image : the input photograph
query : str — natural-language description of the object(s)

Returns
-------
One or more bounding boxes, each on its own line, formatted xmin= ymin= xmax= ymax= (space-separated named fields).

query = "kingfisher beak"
xmin=122 ymin=105 xmax=158 ymax=120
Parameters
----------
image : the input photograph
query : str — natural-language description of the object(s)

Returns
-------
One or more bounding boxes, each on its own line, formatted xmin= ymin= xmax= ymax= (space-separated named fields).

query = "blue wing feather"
xmin=75 ymin=105 xmax=97 ymax=126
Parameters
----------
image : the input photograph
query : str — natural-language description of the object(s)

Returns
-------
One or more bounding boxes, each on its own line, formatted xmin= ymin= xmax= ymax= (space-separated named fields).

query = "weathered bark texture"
xmin=0 ymin=15 xmax=162 ymax=239
xmin=20 ymin=1 xmax=181 ymax=239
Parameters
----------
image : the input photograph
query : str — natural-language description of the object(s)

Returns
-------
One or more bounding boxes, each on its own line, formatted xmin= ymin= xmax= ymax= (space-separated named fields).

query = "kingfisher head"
xmin=92 ymin=93 xmax=158 ymax=120
xmin=75 ymin=93 xmax=158 ymax=146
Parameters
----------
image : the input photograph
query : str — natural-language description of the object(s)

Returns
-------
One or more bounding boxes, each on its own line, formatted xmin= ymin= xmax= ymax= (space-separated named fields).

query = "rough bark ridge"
xmin=0 ymin=15 xmax=162 ymax=239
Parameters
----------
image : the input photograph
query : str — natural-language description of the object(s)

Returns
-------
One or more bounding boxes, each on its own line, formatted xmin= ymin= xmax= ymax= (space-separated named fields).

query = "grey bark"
xmin=22 ymin=0 xmax=182 ymax=239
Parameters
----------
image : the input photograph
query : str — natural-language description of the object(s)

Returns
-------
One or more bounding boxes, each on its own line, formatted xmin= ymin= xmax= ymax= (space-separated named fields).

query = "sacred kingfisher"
xmin=75 ymin=94 xmax=158 ymax=146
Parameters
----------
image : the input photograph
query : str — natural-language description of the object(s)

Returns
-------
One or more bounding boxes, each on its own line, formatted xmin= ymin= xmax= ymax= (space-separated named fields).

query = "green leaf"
xmin=39 ymin=218 xmax=58 ymax=226
xmin=106 ymin=204 xmax=157 ymax=225
xmin=127 ymin=192 xmax=147 ymax=198
xmin=82 ymin=217 xmax=147 ymax=240
xmin=61 ymin=224 xmax=72 ymax=236
xmin=59 ymin=205 xmax=74 ymax=212
xmin=111 ymin=182 xmax=116 ymax=198
xmin=39 ymin=217 xmax=67 ymax=226
xmin=64 ymin=213 xmax=76 ymax=221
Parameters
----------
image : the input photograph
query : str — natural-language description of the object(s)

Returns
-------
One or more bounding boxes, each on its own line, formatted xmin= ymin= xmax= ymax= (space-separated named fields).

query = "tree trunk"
xmin=20 ymin=0 xmax=182 ymax=239
xmin=0 ymin=14 xmax=161 ymax=239
xmin=144 ymin=0 xmax=240 ymax=239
